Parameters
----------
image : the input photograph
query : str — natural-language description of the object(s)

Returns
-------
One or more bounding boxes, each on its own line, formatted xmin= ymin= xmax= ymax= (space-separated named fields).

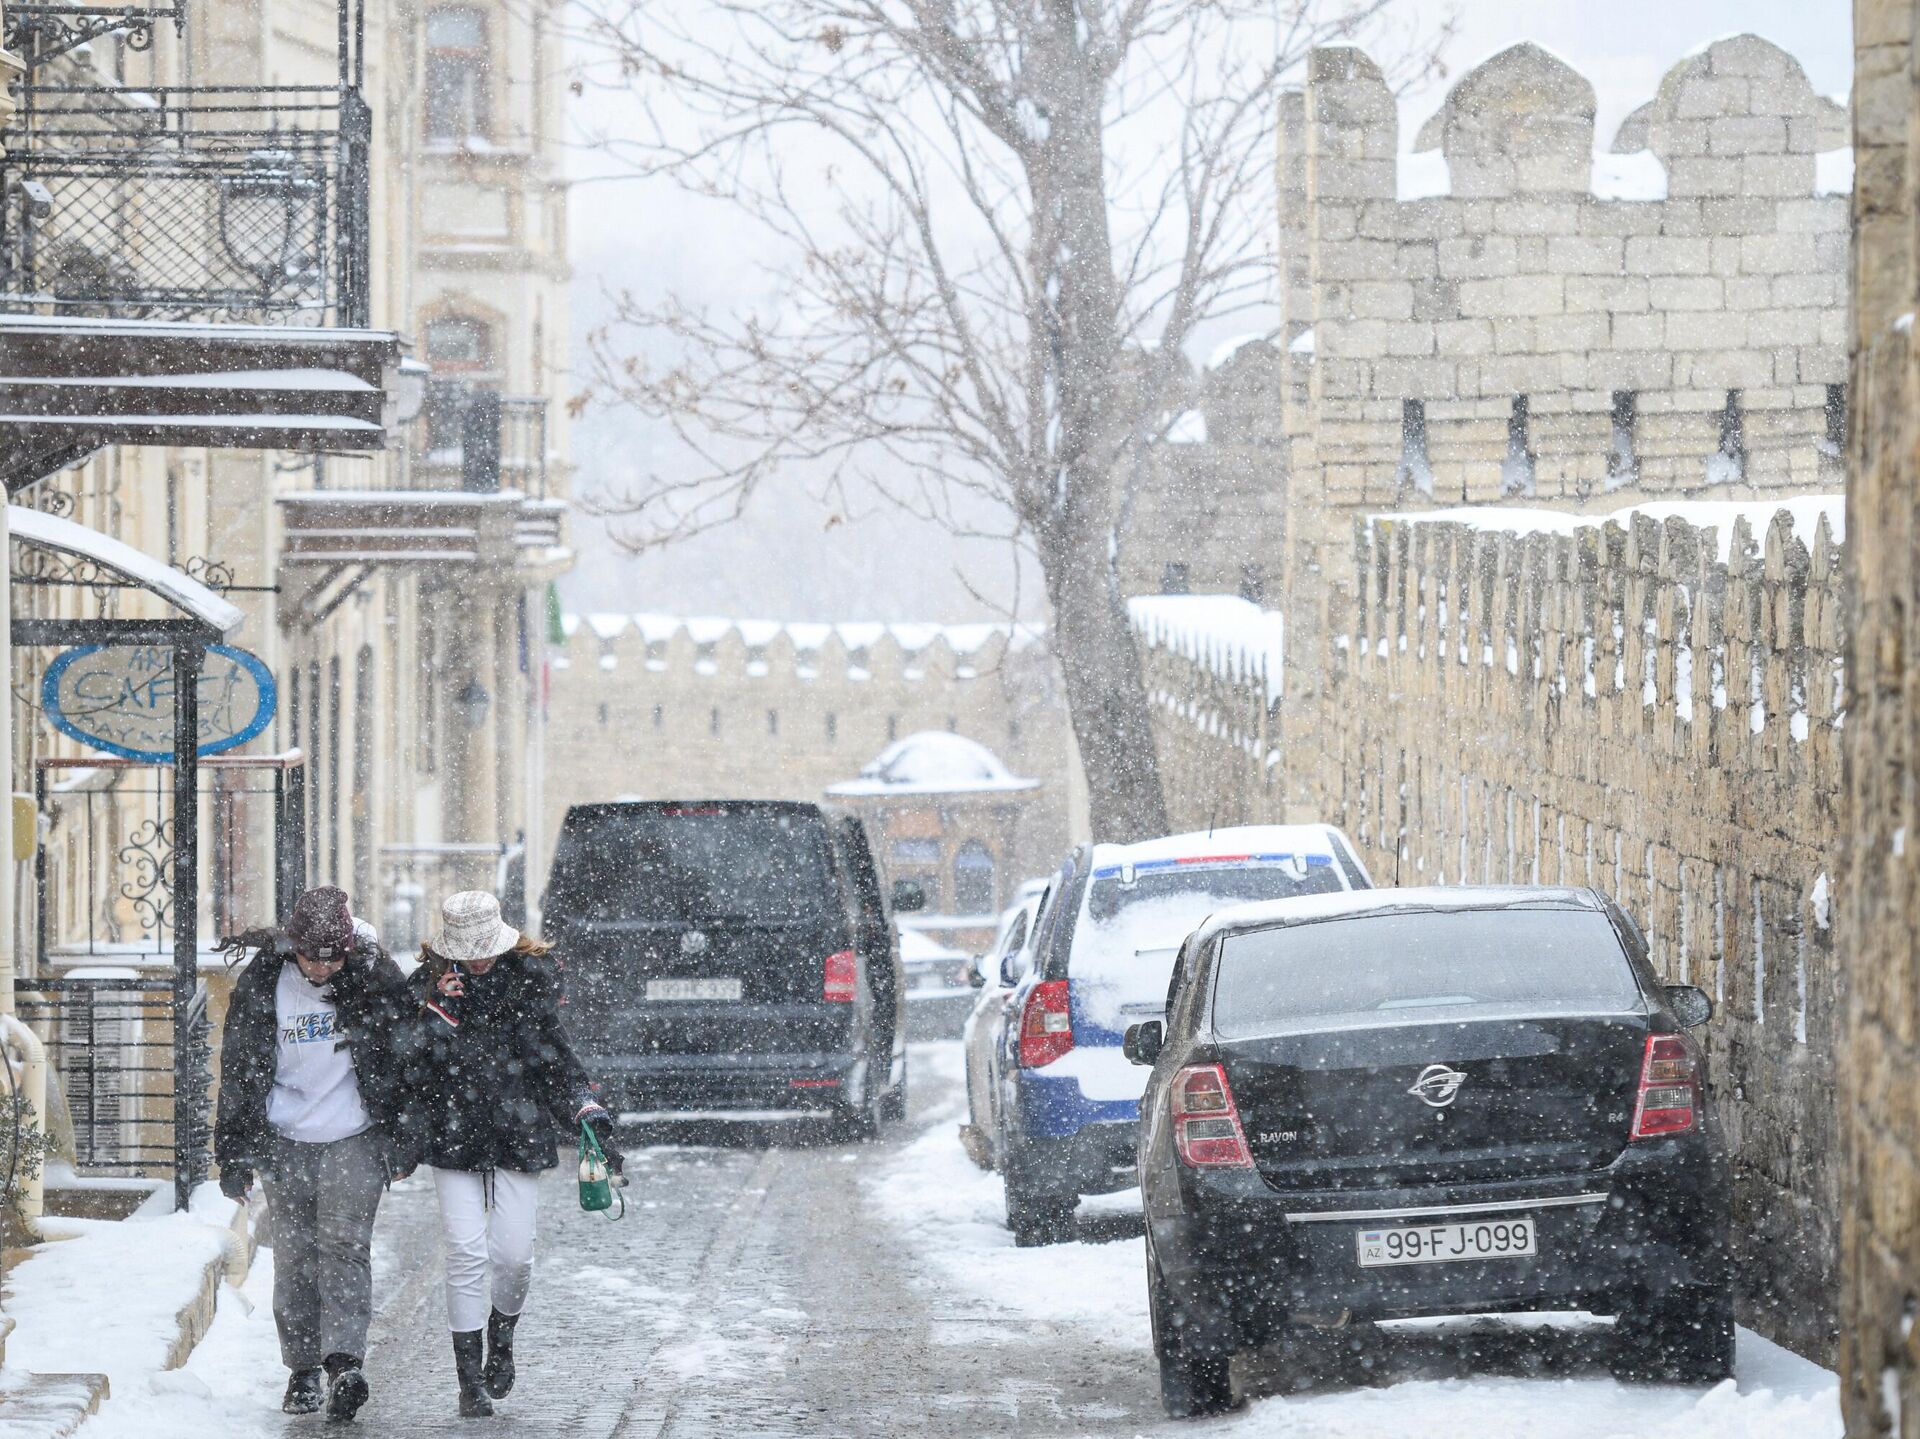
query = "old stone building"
xmin=543 ymin=614 xmax=1073 ymax=899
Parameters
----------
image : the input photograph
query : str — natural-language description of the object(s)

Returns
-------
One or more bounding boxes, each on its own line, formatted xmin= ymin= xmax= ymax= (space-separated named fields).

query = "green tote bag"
xmin=577 ymin=1121 xmax=623 ymax=1218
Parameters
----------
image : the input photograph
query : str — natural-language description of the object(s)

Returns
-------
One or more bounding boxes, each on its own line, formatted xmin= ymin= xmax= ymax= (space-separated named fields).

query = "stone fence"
xmin=1135 ymin=503 xmax=1846 ymax=1360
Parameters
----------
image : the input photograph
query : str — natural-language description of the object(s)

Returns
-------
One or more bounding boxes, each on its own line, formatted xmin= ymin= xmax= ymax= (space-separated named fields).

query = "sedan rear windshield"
xmin=1211 ymin=907 xmax=1642 ymax=1037
xmin=548 ymin=806 xmax=838 ymax=923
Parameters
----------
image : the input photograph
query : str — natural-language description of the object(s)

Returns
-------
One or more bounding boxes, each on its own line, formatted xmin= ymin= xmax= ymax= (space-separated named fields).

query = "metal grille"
xmin=16 ymin=977 xmax=200 ymax=1174
xmin=0 ymin=83 xmax=371 ymax=324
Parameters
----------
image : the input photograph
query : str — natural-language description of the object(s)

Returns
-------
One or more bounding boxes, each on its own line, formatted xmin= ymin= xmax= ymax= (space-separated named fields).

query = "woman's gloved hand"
xmin=219 ymin=1165 xmax=254 ymax=1201
xmin=577 ymin=1102 xmax=625 ymax=1182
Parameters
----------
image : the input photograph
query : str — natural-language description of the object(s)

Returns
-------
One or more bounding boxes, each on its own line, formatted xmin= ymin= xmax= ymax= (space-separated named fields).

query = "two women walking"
xmin=215 ymin=886 xmax=623 ymax=1422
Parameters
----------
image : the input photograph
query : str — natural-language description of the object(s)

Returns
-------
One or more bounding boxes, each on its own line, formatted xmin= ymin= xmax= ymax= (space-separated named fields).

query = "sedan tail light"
xmin=1171 ymin=1063 xmax=1253 ymax=1169
xmin=824 ymin=949 xmax=857 ymax=1003
xmin=1630 ymin=1032 xmax=1702 ymax=1139
xmin=1017 ymin=979 xmax=1073 ymax=1067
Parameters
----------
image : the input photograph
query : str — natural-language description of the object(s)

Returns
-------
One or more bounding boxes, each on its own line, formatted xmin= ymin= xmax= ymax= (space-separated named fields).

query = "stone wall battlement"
xmin=1282 ymin=35 xmax=1850 ymax=537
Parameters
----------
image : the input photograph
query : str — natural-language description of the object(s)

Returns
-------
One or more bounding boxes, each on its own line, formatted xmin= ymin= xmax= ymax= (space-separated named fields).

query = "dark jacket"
xmin=213 ymin=936 xmax=418 ymax=1175
xmin=402 ymin=951 xmax=598 ymax=1174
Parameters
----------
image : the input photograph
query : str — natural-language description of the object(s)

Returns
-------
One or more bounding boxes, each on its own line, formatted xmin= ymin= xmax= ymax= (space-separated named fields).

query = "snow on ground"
xmin=4 ymin=1186 xmax=244 ymax=1400
xmin=77 ymin=1249 xmax=286 ymax=1439
xmin=874 ymin=1043 xmax=1841 ymax=1438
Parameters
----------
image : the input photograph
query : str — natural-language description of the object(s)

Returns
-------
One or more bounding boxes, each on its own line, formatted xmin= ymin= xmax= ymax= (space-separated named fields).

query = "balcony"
xmin=277 ymin=382 xmax=567 ymax=587
xmin=0 ymin=3 xmax=401 ymax=489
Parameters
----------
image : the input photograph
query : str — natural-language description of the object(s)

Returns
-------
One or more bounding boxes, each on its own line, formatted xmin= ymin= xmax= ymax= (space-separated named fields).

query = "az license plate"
xmin=1355 ymin=1217 xmax=1537 ymax=1267
xmin=645 ymin=978 xmax=742 ymax=1002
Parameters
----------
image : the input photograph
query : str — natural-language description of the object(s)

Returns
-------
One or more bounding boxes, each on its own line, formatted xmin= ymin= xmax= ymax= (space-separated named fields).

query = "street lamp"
xmin=456 ymin=679 xmax=491 ymax=731
xmin=217 ymin=148 xmax=321 ymax=295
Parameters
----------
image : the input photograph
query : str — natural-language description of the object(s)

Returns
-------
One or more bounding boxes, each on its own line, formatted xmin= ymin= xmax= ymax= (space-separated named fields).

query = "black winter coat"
xmin=213 ymin=938 xmax=418 ymax=1175
xmin=402 ymin=952 xmax=598 ymax=1174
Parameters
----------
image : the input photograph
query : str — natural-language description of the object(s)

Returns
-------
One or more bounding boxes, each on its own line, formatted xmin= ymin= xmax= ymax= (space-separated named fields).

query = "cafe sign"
xmin=42 ymin=644 xmax=277 ymax=763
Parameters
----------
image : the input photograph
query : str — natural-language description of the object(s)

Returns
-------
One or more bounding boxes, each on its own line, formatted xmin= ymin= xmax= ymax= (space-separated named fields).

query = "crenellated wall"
xmin=1138 ymin=500 xmax=1846 ymax=1358
xmin=542 ymin=614 xmax=1073 ymax=887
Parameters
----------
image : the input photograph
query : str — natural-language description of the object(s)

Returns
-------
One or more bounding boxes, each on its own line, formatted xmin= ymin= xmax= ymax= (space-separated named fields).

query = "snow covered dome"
xmin=827 ymin=731 xmax=1038 ymax=797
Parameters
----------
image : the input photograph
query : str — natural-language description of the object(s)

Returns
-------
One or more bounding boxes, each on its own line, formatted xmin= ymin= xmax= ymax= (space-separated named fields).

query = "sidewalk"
xmin=0 ymin=1183 xmax=255 ymax=1436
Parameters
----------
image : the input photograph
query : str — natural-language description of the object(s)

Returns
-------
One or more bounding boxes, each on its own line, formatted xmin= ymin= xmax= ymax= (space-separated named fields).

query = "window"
xmin=1395 ymin=399 xmax=1434 ymax=496
xmin=1824 ymin=383 xmax=1847 ymax=458
xmin=826 ymin=712 xmax=838 ymax=742
xmin=1161 ymin=561 xmax=1190 ymax=595
xmin=886 ymin=714 xmax=899 ymax=743
xmin=1501 ymin=395 xmax=1535 ymax=497
xmin=1239 ymin=563 xmax=1266 ymax=605
xmin=597 ymin=702 xmax=609 ymax=727
xmin=767 ymin=708 xmax=779 ymax=736
xmin=954 ymin=841 xmax=996 ymax=915
xmin=425 ymin=6 xmax=490 ymax=142
xmin=423 ymin=315 xmax=494 ymax=373
xmin=889 ymin=838 xmax=941 ymax=910
xmin=652 ymin=704 xmax=664 ymax=729
xmin=1607 ymin=391 xmax=1637 ymax=491
xmin=709 ymin=706 xmax=721 ymax=737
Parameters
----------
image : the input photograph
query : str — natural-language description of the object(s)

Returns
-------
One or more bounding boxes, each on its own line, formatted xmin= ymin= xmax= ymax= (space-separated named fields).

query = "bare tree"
xmin=571 ymin=0 xmax=1439 ymax=841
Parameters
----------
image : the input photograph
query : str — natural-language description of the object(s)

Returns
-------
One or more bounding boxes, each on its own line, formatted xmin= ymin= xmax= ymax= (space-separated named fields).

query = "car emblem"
xmin=681 ymin=931 xmax=708 ymax=955
xmin=1407 ymin=1063 xmax=1466 ymax=1108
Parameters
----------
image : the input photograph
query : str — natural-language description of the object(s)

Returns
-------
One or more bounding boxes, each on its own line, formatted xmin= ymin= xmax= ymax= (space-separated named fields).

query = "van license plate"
xmin=646 ymin=978 xmax=742 ymax=1002
xmin=1355 ymin=1217 xmax=1536 ymax=1267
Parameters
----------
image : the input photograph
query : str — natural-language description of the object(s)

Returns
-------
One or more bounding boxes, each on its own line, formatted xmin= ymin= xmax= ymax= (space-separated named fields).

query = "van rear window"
xmin=1211 ymin=907 xmax=1642 ymax=1037
xmin=549 ymin=806 xmax=838 ymax=923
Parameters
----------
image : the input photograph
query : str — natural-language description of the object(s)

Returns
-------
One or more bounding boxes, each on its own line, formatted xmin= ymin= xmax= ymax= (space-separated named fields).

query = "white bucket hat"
xmin=434 ymin=890 xmax=520 ymax=964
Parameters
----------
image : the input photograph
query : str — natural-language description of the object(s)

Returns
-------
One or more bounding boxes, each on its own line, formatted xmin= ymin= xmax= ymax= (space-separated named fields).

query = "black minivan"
xmin=544 ymin=799 xmax=911 ymax=1137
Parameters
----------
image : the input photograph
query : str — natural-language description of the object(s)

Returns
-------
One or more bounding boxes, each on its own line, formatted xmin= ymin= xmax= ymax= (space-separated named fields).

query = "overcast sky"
xmin=558 ymin=1 xmax=1853 ymax=624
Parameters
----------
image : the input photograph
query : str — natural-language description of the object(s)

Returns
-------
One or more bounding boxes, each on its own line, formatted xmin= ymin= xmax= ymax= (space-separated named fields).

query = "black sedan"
xmin=1124 ymin=886 xmax=1731 ymax=1417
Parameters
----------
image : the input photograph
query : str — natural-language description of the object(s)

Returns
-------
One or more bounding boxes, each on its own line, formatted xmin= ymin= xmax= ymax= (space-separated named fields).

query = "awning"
xmin=9 ymin=505 xmax=245 ymax=635
xmin=0 ymin=315 xmax=405 ymax=490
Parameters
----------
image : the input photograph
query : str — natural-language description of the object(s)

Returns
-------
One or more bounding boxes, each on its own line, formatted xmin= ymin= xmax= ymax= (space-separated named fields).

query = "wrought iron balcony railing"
xmin=0 ymin=80 xmax=372 ymax=325
xmin=413 ymin=382 xmax=550 ymax=499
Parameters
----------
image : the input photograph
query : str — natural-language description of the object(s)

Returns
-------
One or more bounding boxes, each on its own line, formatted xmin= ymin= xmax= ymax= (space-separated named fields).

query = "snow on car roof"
xmin=1196 ymin=884 xmax=1604 ymax=942
xmin=1088 ymin=824 xmax=1343 ymax=870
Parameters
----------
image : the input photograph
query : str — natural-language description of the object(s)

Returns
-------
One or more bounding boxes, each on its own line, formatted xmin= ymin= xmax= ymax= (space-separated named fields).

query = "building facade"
xmin=3 ymin=0 xmax=572 ymax=969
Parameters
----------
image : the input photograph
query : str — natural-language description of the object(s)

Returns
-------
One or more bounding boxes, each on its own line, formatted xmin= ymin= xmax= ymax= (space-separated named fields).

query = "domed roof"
xmin=827 ymin=731 xmax=1038 ymax=797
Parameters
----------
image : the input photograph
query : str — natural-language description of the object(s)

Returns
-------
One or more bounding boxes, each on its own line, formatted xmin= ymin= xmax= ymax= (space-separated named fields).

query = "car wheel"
xmin=1004 ymin=1168 xmax=1076 ymax=1247
xmin=1612 ymin=1284 xmax=1735 ymax=1383
xmin=882 ymin=1052 xmax=908 ymax=1125
xmin=1147 ymin=1245 xmax=1236 ymax=1418
xmin=833 ymin=1061 xmax=886 ymax=1143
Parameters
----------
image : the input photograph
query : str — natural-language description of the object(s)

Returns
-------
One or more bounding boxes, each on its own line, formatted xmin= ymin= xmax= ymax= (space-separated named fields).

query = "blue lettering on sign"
xmin=281 ymin=1011 xmax=342 ymax=1045
xmin=41 ymin=644 xmax=278 ymax=763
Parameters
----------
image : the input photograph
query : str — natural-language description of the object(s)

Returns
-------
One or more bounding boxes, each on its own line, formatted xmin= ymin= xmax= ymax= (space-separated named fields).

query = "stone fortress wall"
xmin=1134 ymin=34 xmax=1859 ymax=1362
xmin=542 ymin=614 xmax=1073 ymax=890
xmin=1838 ymin=2 xmax=1920 ymax=1433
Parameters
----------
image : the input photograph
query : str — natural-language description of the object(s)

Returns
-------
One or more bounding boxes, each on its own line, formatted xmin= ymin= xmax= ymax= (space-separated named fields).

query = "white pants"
xmin=431 ymin=1167 xmax=540 ymax=1334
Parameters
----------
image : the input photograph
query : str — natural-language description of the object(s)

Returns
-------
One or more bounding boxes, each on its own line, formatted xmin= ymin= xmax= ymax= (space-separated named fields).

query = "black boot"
xmin=283 ymin=1367 xmax=325 ymax=1415
xmin=482 ymin=1308 xmax=519 ymax=1399
xmin=323 ymin=1352 xmax=369 ymax=1423
xmin=453 ymin=1331 xmax=493 ymax=1417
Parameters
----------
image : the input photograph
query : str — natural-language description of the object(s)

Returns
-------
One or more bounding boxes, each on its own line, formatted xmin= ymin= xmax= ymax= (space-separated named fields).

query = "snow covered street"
xmin=45 ymin=1041 xmax=1837 ymax=1437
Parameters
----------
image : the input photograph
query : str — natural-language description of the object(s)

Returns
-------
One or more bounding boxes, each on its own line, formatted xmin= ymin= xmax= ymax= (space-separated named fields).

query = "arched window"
xmin=425 ymin=6 xmax=490 ymax=141
xmin=954 ymin=841 xmax=995 ymax=915
xmin=423 ymin=314 xmax=493 ymax=372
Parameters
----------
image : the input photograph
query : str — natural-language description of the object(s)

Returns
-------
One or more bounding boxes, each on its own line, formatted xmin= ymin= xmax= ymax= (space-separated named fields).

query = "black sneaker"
xmin=323 ymin=1354 xmax=369 ymax=1423
xmin=283 ymin=1367 xmax=325 ymax=1415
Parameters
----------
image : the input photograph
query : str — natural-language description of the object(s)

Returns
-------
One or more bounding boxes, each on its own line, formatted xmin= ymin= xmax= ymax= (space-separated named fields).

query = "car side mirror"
xmin=1664 ymin=984 xmax=1713 ymax=1028
xmin=1123 ymin=1020 xmax=1165 ymax=1066
xmin=891 ymin=879 xmax=926 ymax=914
xmin=968 ymin=955 xmax=988 ymax=989
xmin=998 ymin=951 xmax=1026 ymax=987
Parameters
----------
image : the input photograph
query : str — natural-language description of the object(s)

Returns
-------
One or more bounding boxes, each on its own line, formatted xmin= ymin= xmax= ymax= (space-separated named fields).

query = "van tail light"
xmin=823 ymin=950 xmax=857 ymax=1003
xmin=1017 ymin=979 xmax=1073 ymax=1067
xmin=1631 ymin=1032 xmax=1702 ymax=1139
xmin=1171 ymin=1063 xmax=1254 ymax=1169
